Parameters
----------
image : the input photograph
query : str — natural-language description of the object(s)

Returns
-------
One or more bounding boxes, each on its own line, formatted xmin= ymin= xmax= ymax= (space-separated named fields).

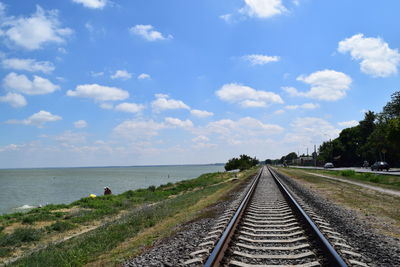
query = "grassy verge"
xmin=1 ymin=168 xmax=257 ymax=266
xmin=275 ymin=167 xmax=400 ymax=238
xmin=285 ymin=167 xmax=400 ymax=190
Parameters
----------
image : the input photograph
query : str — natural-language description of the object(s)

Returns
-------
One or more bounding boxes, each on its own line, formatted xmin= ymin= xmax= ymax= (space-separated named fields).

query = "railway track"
xmin=184 ymin=166 xmax=368 ymax=267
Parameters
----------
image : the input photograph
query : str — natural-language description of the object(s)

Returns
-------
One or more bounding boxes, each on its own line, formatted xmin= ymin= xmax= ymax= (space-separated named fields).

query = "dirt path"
xmin=305 ymin=172 xmax=400 ymax=197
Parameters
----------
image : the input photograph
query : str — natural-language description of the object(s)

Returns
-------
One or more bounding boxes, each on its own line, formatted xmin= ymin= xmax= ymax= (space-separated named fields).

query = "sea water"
xmin=0 ymin=165 xmax=224 ymax=214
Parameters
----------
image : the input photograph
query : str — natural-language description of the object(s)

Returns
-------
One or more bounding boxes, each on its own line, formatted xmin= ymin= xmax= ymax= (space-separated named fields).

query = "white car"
xmin=324 ymin=162 xmax=334 ymax=168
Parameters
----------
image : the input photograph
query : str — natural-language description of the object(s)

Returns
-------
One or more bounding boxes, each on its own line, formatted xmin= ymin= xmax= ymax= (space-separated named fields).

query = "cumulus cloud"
xmin=240 ymin=0 xmax=287 ymax=18
xmin=283 ymin=70 xmax=352 ymax=101
xmin=1 ymin=5 xmax=72 ymax=50
xmin=151 ymin=94 xmax=190 ymax=112
xmin=285 ymin=103 xmax=319 ymax=110
xmin=2 ymin=58 xmax=55 ymax=73
xmin=338 ymin=120 xmax=359 ymax=128
xmin=113 ymin=119 xmax=166 ymax=140
xmin=242 ymin=54 xmax=280 ymax=65
xmin=285 ymin=117 xmax=340 ymax=145
xmin=66 ymin=84 xmax=129 ymax=102
xmin=99 ymin=103 xmax=113 ymax=109
xmin=6 ymin=110 xmax=62 ymax=127
xmin=204 ymin=117 xmax=283 ymax=145
xmin=55 ymin=131 xmax=87 ymax=144
xmin=0 ymin=92 xmax=27 ymax=108
xmin=338 ymin=34 xmax=400 ymax=77
xmin=74 ymin=120 xmax=87 ymax=128
xmin=138 ymin=73 xmax=151 ymax=80
xmin=192 ymin=135 xmax=210 ymax=143
xmin=216 ymin=83 xmax=283 ymax=108
xmin=190 ymin=109 xmax=214 ymax=118
xmin=72 ymin=0 xmax=108 ymax=9
xmin=3 ymin=72 xmax=59 ymax=95
xmin=165 ymin=117 xmax=193 ymax=128
xmin=115 ymin=102 xmax=145 ymax=113
xmin=129 ymin=25 xmax=172 ymax=41
xmin=111 ymin=70 xmax=132 ymax=80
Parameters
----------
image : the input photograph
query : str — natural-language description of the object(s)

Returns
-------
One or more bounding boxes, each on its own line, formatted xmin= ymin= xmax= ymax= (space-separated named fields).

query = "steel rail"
xmin=267 ymin=166 xmax=348 ymax=267
xmin=204 ymin=168 xmax=263 ymax=267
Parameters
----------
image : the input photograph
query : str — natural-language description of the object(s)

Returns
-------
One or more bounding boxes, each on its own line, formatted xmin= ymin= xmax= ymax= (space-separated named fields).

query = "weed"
xmin=340 ymin=170 xmax=356 ymax=177
xmin=0 ymin=228 xmax=42 ymax=247
xmin=46 ymin=221 xmax=76 ymax=233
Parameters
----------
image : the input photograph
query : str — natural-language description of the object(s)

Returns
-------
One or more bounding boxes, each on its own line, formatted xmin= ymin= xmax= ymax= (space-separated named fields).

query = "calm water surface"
xmin=0 ymin=165 xmax=224 ymax=214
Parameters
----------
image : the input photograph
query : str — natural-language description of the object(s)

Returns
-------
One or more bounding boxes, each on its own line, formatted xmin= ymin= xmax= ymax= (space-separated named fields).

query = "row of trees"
xmin=224 ymin=154 xmax=260 ymax=171
xmin=318 ymin=91 xmax=400 ymax=167
xmin=265 ymin=91 xmax=400 ymax=167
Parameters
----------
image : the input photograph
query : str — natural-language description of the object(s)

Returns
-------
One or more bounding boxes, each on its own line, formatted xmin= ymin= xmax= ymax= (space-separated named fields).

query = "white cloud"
xmin=90 ymin=71 xmax=104 ymax=77
xmin=129 ymin=25 xmax=172 ymax=41
xmin=216 ymin=83 xmax=283 ymax=108
xmin=151 ymin=94 xmax=190 ymax=112
xmin=3 ymin=72 xmax=59 ymax=95
xmin=190 ymin=109 xmax=214 ymax=118
xmin=74 ymin=120 xmax=87 ymax=128
xmin=99 ymin=103 xmax=113 ymax=109
xmin=0 ymin=92 xmax=27 ymax=108
xmin=240 ymin=0 xmax=287 ymax=18
xmin=138 ymin=73 xmax=151 ymax=80
xmin=66 ymin=84 xmax=129 ymax=102
xmin=283 ymin=70 xmax=352 ymax=101
xmin=72 ymin=0 xmax=108 ymax=9
xmin=2 ymin=58 xmax=55 ymax=73
xmin=285 ymin=117 xmax=340 ymax=145
xmin=113 ymin=120 xmax=166 ymax=140
xmin=220 ymin=14 xmax=233 ymax=23
xmin=274 ymin=109 xmax=285 ymax=115
xmin=204 ymin=117 xmax=283 ymax=145
xmin=115 ymin=102 xmax=145 ymax=113
xmin=242 ymin=54 xmax=280 ymax=65
xmin=1 ymin=5 xmax=72 ymax=50
xmin=285 ymin=103 xmax=319 ymax=110
xmin=338 ymin=120 xmax=359 ymax=128
xmin=55 ymin=131 xmax=87 ymax=144
xmin=6 ymin=110 xmax=62 ymax=128
xmin=192 ymin=135 xmax=209 ymax=143
xmin=338 ymin=34 xmax=400 ymax=77
xmin=111 ymin=70 xmax=132 ymax=80
xmin=164 ymin=117 xmax=193 ymax=128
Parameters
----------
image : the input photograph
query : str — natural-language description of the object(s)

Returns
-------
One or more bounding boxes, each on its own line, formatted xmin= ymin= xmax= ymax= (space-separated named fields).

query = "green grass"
xmin=0 ymin=228 xmax=42 ymax=247
xmin=284 ymin=167 xmax=400 ymax=190
xmin=9 ymin=183 xmax=229 ymax=266
xmin=0 ymin=170 xmax=241 ymax=262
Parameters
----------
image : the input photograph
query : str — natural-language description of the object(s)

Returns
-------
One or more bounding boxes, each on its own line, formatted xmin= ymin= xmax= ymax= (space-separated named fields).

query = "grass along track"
xmin=276 ymin=167 xmax=400 ymax=239
xmin=1 ymin=168 xmax=256 ymax=266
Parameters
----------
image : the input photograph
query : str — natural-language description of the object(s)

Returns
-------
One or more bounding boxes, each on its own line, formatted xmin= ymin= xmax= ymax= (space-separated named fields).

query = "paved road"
xmin=287 ymin=166 xmax=400 ymax=176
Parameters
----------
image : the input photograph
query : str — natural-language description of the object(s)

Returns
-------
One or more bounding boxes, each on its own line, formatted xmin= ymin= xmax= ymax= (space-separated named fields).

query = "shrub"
xmin=46 ymin=221 xmax=75 ymax=232
xmin=148 ymin=185 xmax=156 ymax=192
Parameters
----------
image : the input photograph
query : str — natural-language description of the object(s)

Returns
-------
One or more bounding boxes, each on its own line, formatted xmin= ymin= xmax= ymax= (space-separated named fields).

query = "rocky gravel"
xmin=273 ymin=168 xmax=400 ymax=267
xmin=123 ymin=177 xmax=254 ymax=267
xmin=123 ymin=168 xmax=400 ymax=267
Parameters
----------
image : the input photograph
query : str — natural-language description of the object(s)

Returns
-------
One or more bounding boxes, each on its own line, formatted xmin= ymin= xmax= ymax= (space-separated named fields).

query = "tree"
xmin=224 ymin=154 xmax=260 ymax=171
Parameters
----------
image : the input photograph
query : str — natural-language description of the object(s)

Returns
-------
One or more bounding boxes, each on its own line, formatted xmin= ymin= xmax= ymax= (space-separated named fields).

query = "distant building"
xmin=292 ymin=156 xmax=314 ymax=166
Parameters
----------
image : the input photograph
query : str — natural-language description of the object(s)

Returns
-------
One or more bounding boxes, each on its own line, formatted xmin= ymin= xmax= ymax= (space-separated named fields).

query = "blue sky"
xmin=0 ymin=0 xmax=399 ymax=168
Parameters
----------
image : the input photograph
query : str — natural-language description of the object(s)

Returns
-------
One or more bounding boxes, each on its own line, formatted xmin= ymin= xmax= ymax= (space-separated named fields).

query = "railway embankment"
xmin=0 ymin=168 xmax=256 ymax=266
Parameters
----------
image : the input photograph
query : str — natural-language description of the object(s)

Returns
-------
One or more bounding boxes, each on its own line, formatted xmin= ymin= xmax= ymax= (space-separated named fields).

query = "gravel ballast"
xmin=123 ymin=176 xmax=254 ymax=267
xmin=272 ymin=168 xmax=400 ymax=267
